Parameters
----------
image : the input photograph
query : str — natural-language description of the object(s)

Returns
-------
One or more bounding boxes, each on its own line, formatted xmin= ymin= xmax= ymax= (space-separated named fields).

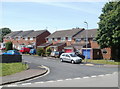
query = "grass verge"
xmin=83 ymin=59 xmax=120 ymax=65
xmin=0 ymin=62 xmax=28 ymax=76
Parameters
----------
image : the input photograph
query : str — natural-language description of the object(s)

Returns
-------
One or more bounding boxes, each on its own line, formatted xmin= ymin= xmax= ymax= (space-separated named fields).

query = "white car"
xmin=60 ymin=53 xmax=82 ymax=64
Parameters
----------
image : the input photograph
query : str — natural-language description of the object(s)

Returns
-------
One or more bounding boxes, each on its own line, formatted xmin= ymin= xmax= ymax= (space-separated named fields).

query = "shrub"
xmin=5 ymin=41 xmax=13 ymax=51
xmin=45 ymin=47 xmax=52 ymax=56
xmin=37 ymin=48 xmax=45 ymax=56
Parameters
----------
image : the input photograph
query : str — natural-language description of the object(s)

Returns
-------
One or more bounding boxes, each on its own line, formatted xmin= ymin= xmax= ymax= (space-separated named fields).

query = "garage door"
xmin=65 ymin=49 xmax=73 ymax=53
xmin=82 ymin=49 xmax=91 ymax=59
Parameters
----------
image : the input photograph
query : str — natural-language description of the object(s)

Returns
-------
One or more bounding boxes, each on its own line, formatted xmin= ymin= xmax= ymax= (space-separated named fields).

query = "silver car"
xmin=60 ymin=53 xmax=82 ymax=64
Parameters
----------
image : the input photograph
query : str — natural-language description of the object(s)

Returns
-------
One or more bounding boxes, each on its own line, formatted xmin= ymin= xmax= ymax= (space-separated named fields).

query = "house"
xmin=3 ymin=30 xmax=50 ymax=50
xmin=73 ymin=29 xmax=111 ymax=59
xmin=44 ymin=28 xmax=84 ymax=52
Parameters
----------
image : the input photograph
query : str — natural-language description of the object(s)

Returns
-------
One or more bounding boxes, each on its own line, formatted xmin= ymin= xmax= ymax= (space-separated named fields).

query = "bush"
xmin=45 ymin=47 xmax=52 ymax=56
xmin=5 ymin=41 xmax=13 ymax=51
xmin=37 ymin=48 xmax=45 ymax=56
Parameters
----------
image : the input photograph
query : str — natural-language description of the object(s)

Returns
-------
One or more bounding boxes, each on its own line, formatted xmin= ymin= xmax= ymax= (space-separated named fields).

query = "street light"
xmin=84 ymin=21 xmax=88 ymax=62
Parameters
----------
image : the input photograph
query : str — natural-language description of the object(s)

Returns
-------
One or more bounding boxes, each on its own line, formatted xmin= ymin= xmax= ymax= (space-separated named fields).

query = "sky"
xmin=1 ymin=0 xmax=108 ymax=33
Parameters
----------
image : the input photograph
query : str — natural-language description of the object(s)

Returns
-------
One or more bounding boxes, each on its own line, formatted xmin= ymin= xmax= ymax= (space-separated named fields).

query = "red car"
xmin=19 ymin=47 xmax=30 ymax=54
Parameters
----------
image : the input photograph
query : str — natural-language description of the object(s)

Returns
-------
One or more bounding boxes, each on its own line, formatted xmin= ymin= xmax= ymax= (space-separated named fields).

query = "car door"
xmin=65 ymin=54 xmax=71 ymax=62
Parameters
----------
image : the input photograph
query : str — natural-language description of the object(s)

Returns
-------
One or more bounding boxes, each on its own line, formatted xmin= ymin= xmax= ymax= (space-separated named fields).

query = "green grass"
xmin=0 ymin=62 xmax=28 ymax=76
xmin=83 ymin=59 xmax=120 ymax=65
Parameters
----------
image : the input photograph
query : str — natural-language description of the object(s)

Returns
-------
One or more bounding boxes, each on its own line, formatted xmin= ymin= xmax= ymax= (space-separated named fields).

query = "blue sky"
xmin=1 ymin=1 xmax=107 ymax=33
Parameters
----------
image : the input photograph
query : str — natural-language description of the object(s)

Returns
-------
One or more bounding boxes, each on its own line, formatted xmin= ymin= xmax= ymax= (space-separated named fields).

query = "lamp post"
xmin=84 ymin=21 xmax=88 ymax=63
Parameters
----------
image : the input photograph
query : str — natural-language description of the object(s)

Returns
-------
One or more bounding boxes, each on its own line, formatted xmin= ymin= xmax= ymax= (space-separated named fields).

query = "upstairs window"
xmin=61 ymin=37 xmax=65 ymax=42
xmin=68 ymin=37 xmax=72 ymax=41
xmin=54 ymin=38 xmax=58 ymax=41
xmin=48 ymin=38 xmax=52 ymax=42
xmin=30 ymin=37 xmax=33 ymax=40
xmin=75 ymin=38 xmax=81 ymax=42
xmin=25 ymin=37 xmax=28 ymax=40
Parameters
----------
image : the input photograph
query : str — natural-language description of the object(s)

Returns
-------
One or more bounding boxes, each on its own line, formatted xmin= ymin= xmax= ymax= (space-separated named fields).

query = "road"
xmin=9 ymin=55 xmax=119 ymax=87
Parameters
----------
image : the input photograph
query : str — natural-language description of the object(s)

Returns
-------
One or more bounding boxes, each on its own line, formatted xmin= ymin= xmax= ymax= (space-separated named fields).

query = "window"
xmin=54 ymin=38 xmax=58 ymax=41
xmin=18 ymin=37 xmax=21 ymax=40
xmin=75 ymin=38 xmax=81 ymax=42
xmin=68 ymin=37 xmax=72 ymax=41
xmin=48 ymin=38 xmax=52 ymax=42
xmin=25 ymin=37 xmax=28 ymax=40
xmin=30 ymin=37 xmax=33 ymax=40
xmin=66 ymin=54 xmax=70 ymax=57
xmin=61 ymin=37 xmax=65 ymax=42
xmin=93 ymin=38 xmax=96 ymax=42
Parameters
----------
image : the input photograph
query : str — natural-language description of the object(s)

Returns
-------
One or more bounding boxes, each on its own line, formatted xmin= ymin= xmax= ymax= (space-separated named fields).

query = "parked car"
xmin=29 ymin=49 xmax=36 ymax=55
xmin=60 ymin=53 xmax=82 ymax=64
xmin=19 ymin=47 xmax=30 ymax=54
xmin=75 ymin=52 xmax=85 ymax=59
xmin=50 ymin=51 xmax=64 ymax=58
xmin=2 ymin=50 xmax=21 ymax=55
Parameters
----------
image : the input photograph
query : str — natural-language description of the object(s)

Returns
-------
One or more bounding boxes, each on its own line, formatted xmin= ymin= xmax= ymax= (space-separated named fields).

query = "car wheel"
xmin=71 ymin=60 xmax=75 ymax=64
xmin=60 ymin=58 xmax=63 ymax=62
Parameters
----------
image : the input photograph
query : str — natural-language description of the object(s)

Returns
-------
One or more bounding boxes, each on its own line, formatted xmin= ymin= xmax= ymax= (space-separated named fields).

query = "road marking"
xmin=65 ymin=78 xmax=72 ymax=81
xmin=7 ymin=85 xmax=17 ymax=87
xmin=34 ymin=81 xmax=44 ymax=84
xmin=105 ymin=74 xmax=111 ymax=76
xmin=21 ymin=83 xmax=31 ymax=86
xmin=98 ymin=75 xmax=104 ymax=77
xmin=46 ymin=81 xmax=55 ymax=83
xmin=14 ymin=65 xmax=50 ymax=85
xmin=56 ymin=80 xmax=63 ymax=82
xmin=83 ymin=76 xmax=90 ymax=79
xmin=91 ymin=75 xmax=97 ymax=78
xmin=74 ymin=77 xmax=81 ymax=80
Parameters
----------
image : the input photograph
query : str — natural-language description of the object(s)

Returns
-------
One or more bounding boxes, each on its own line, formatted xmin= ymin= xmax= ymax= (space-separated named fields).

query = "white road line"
xmin=83 ymin=76 xmax=90 ymax=79
xmin=105 ymin=74 xmax=111 ymax=76
xmin=56 ymin=80 xmax=63 ymax=82
xmin=21 ymin=83 xmax=32 ymax=86
xmin=91 ymin=75 xmax=97 ymax=78
xmin=74 ymin=77 xmax=81 ymax=80
xmin=98 ymin=75 xmax=104 ymax=77
xmin=65 ymin=78 xmax=72 ymax=81
xmin=46 ymin=81 xmax=55 ymax=83
xmin=7 ymin=85 xmax=17 ymax=87
xmin=34 ymin=81 xmax=44 ymax=84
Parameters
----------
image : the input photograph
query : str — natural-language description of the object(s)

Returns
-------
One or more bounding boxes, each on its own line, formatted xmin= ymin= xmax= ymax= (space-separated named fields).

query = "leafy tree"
xmin=0 ymin=28 xmax=11 ymax=42
xmin=96 ymin=1 xmax=120 ymax=61
xmin=37 ymin=48 xmax=45 ymax=56
xmin=45 ymin=47 xmax=52 ymax=56
xmin=5 ymin=41 xmax=13 ymax=51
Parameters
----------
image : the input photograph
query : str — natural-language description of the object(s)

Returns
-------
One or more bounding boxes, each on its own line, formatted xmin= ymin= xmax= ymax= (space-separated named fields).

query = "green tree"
xmin=0 ymin=28 xmax=11 ymax=42
xmin=5 ymin=41 xmax=13 ymax=51
xmin=96 ymin=1 xmax=120 ymax=61
xmin=37 ymin=48 xmax=45 ymax=56
xmin=45 ymin=47 xmax=52 ymax=56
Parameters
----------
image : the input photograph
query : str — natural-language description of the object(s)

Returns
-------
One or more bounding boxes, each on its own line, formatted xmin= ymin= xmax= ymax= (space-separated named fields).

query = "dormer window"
xmin=76 ymin=38 xmax=81 ymax=42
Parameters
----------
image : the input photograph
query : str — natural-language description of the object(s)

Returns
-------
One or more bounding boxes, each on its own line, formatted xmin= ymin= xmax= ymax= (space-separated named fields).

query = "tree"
xmin=0 ymin=28 xmax=11 ymax=42
xmin=96 ymin=1 xmax=120 ymax=61
xmin=45 ymin=47 xmax=52 ymax=56
xmin=5 ymin=41 xmax=13 ymax=51
xmin=37 ymin=48 xmax=45 ymax=56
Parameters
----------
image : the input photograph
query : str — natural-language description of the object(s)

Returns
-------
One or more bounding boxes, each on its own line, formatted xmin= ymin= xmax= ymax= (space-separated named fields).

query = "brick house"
xmin=44 ymin=28 xmax=84 ymax=51
xmin=73 ymin=29 xmax=111 ymax=59
xmin=4 ymin=30 xmax=50 ymax=50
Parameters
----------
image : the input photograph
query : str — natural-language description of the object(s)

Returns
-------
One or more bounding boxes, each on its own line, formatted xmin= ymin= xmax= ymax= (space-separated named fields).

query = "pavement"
xmin=0 ymin=64 xmax=48 ymax=85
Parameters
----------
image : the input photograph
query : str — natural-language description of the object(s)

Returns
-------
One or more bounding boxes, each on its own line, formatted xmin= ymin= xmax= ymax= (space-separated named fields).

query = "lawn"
xmin=0 ymin=62 xmax=28 ymax=76
xmin=83 ymin=59 xmax=120 ymax=65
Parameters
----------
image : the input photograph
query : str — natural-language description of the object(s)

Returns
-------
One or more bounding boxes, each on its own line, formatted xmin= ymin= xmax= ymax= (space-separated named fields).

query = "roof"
xmin=37 ymin=43 xmax=52 ymax=47
xmin=15 ymin=30 xmax=34 ymax=37
xmin=4 ymin=31 xmax=23 ymax=38
xmin=50 ymin=43 xmax=66 ymax=47
xmin=46 ymin=28 xmax=84 ymax=39
xmin=74 ymin=29 xmax=98 ymax=39
xmin=24 ymin=30 xmax=48 ymax=37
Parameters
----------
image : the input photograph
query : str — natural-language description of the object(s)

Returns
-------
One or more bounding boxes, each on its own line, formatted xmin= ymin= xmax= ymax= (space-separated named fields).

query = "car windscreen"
xmin=70 ymin=54 xmax=77 ymax=57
